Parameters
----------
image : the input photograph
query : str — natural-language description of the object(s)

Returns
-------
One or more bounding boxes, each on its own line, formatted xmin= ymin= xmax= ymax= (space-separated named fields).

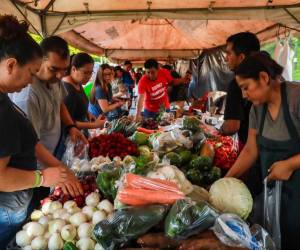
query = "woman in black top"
xmin=0 ymin=15 xmax=82 ymax=247
xmin=63 ymin=53 xmax=105 ymax=130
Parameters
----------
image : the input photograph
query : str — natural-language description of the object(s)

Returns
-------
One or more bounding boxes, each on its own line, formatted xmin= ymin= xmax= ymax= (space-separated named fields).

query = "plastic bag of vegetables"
xmin=117 ymin=173 xmax=185 ymax=206
xmin=93 ymin=205 xmax=167 ymax=250
xmin=165 ymin=199 xmax=218 ymax=239
xmin=212 ymin=214 xmax=275 ymax=250
xmin=96 ymin=163 xmax=122 ymax=200
xmin=62 ymin=136 xmax=89 ymax=167
xmin=147 ymin=165 xmax=193 ymax=195
xmin=151 ymin=129 xmax=193 ymax=154
xmin=122 ymin=152 xmax=160 ymax=176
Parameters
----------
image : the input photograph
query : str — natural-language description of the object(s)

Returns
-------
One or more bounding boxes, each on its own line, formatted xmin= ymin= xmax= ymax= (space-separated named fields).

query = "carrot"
xmin=137 ymin=127 xmax=161 ymax=134
xmin=117 ymin=192 xmax=149 ymax=206
xmin=124 ymin=173 xmax=183 ymax=195
xmin=118 ymin=187 xmax=184 ymax=205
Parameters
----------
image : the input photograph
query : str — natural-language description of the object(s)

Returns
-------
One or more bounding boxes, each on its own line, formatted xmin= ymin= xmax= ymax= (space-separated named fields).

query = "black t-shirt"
xmin=63 ymin=81 xmax=89 ymax=122
xmin=224 ymin=79 xmax=252 ymax=144
xmin=0 ymin=93 xmax=38 ymax=210
xmin=168 ymin=70 xmax=188 ymax=102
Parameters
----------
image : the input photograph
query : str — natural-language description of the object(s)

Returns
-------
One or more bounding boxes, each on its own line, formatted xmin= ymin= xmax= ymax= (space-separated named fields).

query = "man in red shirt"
xmin=135 ymin=59 xmax=189 ymax=120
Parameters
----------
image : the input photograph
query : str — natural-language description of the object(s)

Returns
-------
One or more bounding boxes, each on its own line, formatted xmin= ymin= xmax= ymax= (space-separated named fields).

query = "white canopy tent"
xmin=1 ymin=0 xmax=300 ymax=61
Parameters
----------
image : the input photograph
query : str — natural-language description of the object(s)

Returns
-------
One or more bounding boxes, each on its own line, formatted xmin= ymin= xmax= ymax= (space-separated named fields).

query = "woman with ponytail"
xmin=0 ymin=15 xmax=82 ymax=246
xmin=226 ymin=52 xmax=300 ymax=249
xmin=62 ymin=53 xmax=105 ymax=130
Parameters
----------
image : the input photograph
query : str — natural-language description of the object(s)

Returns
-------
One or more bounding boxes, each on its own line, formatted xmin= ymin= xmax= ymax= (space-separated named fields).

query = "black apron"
xmin=257 ymin=82 xmax=300 ymax=250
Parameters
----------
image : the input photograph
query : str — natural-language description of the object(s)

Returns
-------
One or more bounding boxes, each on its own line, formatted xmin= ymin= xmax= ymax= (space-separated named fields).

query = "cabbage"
xmin=209 ymin=177 xmax=253 ymax=220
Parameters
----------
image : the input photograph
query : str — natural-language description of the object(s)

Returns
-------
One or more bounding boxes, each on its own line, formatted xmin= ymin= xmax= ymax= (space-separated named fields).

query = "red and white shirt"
xmin=138 ymin=68 xmax=173 ymax=112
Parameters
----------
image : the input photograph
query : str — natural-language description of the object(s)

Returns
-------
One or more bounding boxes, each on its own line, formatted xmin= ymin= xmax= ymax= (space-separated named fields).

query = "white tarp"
xmin=274 ymin=37 xmax=295 ymax=81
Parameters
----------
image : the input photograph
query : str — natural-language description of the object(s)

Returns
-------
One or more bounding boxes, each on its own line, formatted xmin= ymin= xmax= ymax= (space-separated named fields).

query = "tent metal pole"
xmin=9 ymin=0 xmax=42 ymax=36
xmin=50 ymin=13 xmax=67 ymax=36
xmin=39 ymin=0 xmax=57 ymax=37
xmin=44 ymin=0 xmax=56 ymax=12
xmin=36 ymin=4 xmax=300 ymax=16
xmin=284 ymin=8 xmax=300 ymax=25
xmin=40 ymin=13 xmax=47 ymax=37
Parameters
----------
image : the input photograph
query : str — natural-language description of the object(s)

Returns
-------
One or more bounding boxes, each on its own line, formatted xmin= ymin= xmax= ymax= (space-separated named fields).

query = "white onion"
xmin=61 ymin=224 xmax=77 ymax=241
xmin=41 ymin=201 xmax=52 ymax=215
xmin=97 ymin=200 xmax=114 ymax=214
xmin=82 ymin=206 xmax=96 ymax=220
xmin=85 ymin=192 xmax=100 ymax=207
xmin=53 ymin=208 xmax=67 ymax=219
xmin=48 ymin=233 xmax=64 ymax=250
xmin=76 ymin=238 xmax=95 ymax=250
xmin=67 ymin=206 xmax=81 ymax=215
xmin=48 ymin=219 xmax=66 ymax=234
xmin=30 ymin=210 xmax=44 ymax=221
xmin=70 ymin=212 xmax=87 ymax=226
xmin=63 ymin=200 xmax=77 ymax=210
xmin=77 ymin=223 xmax=93 ymax=239
xmin=16 ymin=230 xmax=33 ymax=247
xmin=49 ymin=201 xmax=63 ymax=214
xmin=92 ymin=210 xmax=106 ymax=225
xmin=31 ymin=236 xmax=47 ymax=250
xmin=61 ymin=212 xmax=71 ymax=222
xmin=24 ymin=222 xmax=45 ymax=237
xmin=38 ymin=215 xmax=50 ymax=227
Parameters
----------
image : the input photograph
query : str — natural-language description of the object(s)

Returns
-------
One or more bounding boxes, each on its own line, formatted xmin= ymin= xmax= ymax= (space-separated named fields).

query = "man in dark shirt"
xmin=220 ymin=32 xmax=262 ymax=198
xmin=122 ymin=60 xmax=135 ymax=98
xmin=220 ymin=32 xmax=260 ymax=145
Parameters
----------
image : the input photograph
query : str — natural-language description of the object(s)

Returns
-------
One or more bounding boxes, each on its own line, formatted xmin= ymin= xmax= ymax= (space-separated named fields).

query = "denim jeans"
xmin=143 ymin=108 xmax=170 ymax=119
xmin=0 ymin=206 xmax=28 ymax=248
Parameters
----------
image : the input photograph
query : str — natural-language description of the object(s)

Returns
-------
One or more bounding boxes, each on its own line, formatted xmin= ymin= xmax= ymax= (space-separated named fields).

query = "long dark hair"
xmin=67 ymin=52 xmax=94 ymax=75
xmin=0 ymin=15 xmax=42 ymax=64
xmin=90 ymin=63 xmax=112 ymax=104
xmin=235 ymin=52 xmax=283 ymax=81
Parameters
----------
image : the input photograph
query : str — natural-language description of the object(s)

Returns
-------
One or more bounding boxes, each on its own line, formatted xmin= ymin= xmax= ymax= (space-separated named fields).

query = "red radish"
xmin=74 ymin=196 xmax=84 ymax=207
xmin=40 ymin=197 xmax=52 ymax=205
xmin=53 ymin=188 xmax=63 ymax=197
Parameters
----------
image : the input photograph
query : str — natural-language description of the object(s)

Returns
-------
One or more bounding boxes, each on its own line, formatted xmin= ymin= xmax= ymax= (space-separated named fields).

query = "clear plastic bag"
xmin=151 ymin=128 xmax=193 ymax=153
xmin=206 ymin=133 xmax=240 ymax=169
xmin=93 ymin=205 xmax=167 ymax=250
xmin=165 ymin=198 xmax=219 ymax=239
xmin=158 ymin=112 xmax=175 ymax=126
xmin=116 ymin=173 xmax=185 ymax=206
xmin=62 ymin=136 xmax=89 ymax=167
xmin=147 ymin=165 xmax=194 ymax=195
xmin=263 ymin=179 xmax=282 ymax=249
xmin=212 ymin=213 xmax=275 ymax=250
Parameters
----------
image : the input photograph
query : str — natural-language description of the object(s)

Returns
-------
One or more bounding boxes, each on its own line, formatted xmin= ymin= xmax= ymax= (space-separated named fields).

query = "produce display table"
xmin=12 ymin=115 xmax=273 ymax=250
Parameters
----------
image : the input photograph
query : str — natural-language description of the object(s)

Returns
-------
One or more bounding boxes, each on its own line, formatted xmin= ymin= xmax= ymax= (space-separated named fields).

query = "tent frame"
xmin=8 ymin=0 xmax=300 ymax=37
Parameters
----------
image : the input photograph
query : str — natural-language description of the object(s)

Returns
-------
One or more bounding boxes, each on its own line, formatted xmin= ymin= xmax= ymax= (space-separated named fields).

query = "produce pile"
xmin=89 ymin=133 xmax=138 ymax=159
xmin=42 ymin=175 xmax=98 ymax=207
xmin=141 ymin=118 xmax=158 ymax=130
xmin=15 ymin=115 xmax=269 ymax=250
xmin=16 ymin=192 xmax=114 ymax=250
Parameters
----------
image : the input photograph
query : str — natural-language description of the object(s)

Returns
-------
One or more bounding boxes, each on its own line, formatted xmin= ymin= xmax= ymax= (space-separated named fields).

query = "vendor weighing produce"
xmin=0 ymin=15 xmax=82 ymax=247
xmin=226 ymin=52 xmax=300 ymax=250
xmin=135 ymin=59 xmax=190 ymax=120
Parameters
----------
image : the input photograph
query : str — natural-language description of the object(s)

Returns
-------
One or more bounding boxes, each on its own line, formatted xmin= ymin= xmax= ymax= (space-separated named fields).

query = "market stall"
xmin=1 ymin=1 xmax=300 ymax=249
xmin=13 ymin=112 xmax=275 ymax=250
